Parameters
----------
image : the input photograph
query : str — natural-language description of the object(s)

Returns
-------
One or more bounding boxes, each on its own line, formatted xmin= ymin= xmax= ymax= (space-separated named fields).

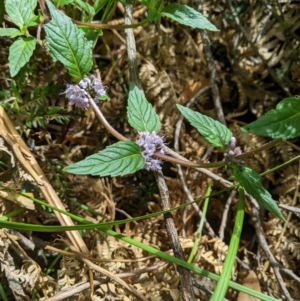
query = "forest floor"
xmin=0 ymin=1 xmax=300 ymax=301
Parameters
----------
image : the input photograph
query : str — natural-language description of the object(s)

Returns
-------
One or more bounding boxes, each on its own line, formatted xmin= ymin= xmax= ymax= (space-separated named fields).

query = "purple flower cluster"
xmin=225 ymin=136 xmax=242 ymax=158
xmin=64 ymin=84 xmax=89 ymax=109
xmin=63 ymin=75 xmax=106 ymax=110
xmin=136 ymin=132 xmax=165 ymax=171
xmin=79 ymin=75 xmax=107 ymax=97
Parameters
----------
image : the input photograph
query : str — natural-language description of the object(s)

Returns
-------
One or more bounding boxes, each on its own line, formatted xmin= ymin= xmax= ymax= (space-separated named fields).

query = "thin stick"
xmin=44 ymin=261 xmax=167 ymax=301
xmin=154 ymin=170 xmax=195 ymax=301
xmin=249 ymin=196 xmax=293 ymax=301
xmin=123 ymin=2 xmax=195 ymax=298
xmin=218 ymin=190 xmax=236 ymax=241
xmin=201 ymin=30 xmax=226 ymax=125
xmin=177 ymin=165 xmax=215 ymax=238
xmin=124 ymin=1 xmax=143 ymax=90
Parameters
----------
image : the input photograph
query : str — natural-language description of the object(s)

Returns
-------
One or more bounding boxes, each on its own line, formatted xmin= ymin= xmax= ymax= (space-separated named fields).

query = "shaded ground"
xmin=0 ymin=1 xmax=300 ymax=300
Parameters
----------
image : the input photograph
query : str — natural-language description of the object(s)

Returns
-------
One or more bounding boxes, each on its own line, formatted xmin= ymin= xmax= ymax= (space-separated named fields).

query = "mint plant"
xmin=1 ymin=1 xmax=297 ymax=300
xmin=0 ymin=0 xmax=218 ymax=79
xmin=44 ymin=0 xmax=93 ymax=78
xmin=139 ymin=0 xmax=219 ymax=31
xmin=0 ymin=0 xmax=39 ymax=77
xmin=64 ymin=81 xmax=164 ymax=175
xmin=64 ymin=77 xmax=286 ymax=221
xmin=177 ymin=104 xmax=285 ymax=221
xmin=242 ymin=97 xmax=300 ymax=139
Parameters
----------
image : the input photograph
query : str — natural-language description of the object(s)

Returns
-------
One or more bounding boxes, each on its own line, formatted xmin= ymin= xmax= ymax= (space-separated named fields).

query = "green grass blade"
xmin=210 ymin=187 xmax=245 ymax=300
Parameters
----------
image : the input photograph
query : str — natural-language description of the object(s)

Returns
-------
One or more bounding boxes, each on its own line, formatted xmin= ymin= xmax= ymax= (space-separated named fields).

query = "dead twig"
xmin=44 ymin=261 xmax=167 ymax=301
xmin=154 ymin=170 xmax=195 ymax=301
xmin=70 ymin=246 xmax=149 ymax=301
xmin=165 ymin=146 xmax=233 ymax=188
xmin=249 ymin=196 xmax=293 ymax=301
xmin=0 ymin=107 xmax=88 ymax=254
xmin=278 ymin=204 xmax=300 ymax=215
xmin=0 ymin=107 xmax=145 ymax=299
xmin=177 ymin=164 xmax=216 ymax=238
xmin=174 ymin=85 xmax=216 ymax=238
xmin=200 ymin=29 xmax=226 ymax=125
xmin=124 ymin=0 xmax=143 ymax=90
xmin=219 ymin=190 xmax=236 ymax=241
xmin=123 ymin=2 xmax=195 ymax=299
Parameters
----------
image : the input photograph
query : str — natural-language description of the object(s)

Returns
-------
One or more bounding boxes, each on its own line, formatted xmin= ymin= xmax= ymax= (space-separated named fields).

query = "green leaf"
xmin=64 ymin=141 xmax=145 ymax=177
xmin=44 ymin=0 xmax=93 ymax=78
xmin=8 ymin=37 xmax=36 ymax=77
xmin=0 ymin=28 xmax=22 ymax=38
xmin=233 ymin=165 xmax=285 ymax=221
xmin=53 ymin=0 xmax=74 ymax=5
xmin=242 ymin=97 xmax=300 ymax=139
xmin=148 ymin=7 xmax=162 ymax=22
xmin=27 ymin=0 xmax=37 ymax=11
xmin=162 ymin=4 xmax=218 ymax=31
xmin=25 ymin=14 xmax=40 ymax=27
xmin=177 ymin=104 xmax=232 ymax=148
xmin=5 ymin=0 xmax=37 ymax=28
xmin=75 ymin=0 xmax=95 ymax=18
xmin=127 ymin=83 xmax=161 ymax=133
xmin=210 ymin=187 xmax=245 ymax=301
xmin=146 ymin=0 xmax=164 ymax=22
xmin=81 ymin=28 xmax=103 ymax=47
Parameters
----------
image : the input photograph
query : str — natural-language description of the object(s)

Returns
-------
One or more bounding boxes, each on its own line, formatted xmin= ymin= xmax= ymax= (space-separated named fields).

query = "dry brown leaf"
xmin=179 ymin=80 xmax=210 ymax=104
xmin=0 ymin=190 xmax=35 ymax=210
xmin=237 ymin=270 xmax=261 ymax=301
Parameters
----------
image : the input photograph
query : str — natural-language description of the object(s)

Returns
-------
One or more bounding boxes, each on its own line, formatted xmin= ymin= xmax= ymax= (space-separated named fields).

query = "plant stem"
xmin=260 ymin=153 xmax=300 ymax=176
xmin=88 ymin=96 xmax=127 ymax=142
xmin=74 ymin=18 xmax=149 ymax=30
xmin=235 ymin=139 xmax=282 ymax=160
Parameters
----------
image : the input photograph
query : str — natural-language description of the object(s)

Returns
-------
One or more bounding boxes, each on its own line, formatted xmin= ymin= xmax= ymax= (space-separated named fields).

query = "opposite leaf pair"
xmin=65 ymin=82 xmax=288 ymax=221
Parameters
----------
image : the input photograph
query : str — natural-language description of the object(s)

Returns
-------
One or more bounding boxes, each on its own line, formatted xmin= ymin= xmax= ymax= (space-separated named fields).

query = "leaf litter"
xmin=0 ymin=1 xmax=300 ymax=300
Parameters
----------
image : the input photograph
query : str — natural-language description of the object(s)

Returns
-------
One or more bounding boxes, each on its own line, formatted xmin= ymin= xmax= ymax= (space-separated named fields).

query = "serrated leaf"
xmin=75 ymin=0 xmax=95 ymax=18
xmin=8 ymin=37 xmax=36 ymax=77
xmin=0 ymin=28 xmax=22 ymax=37
xmin=44 ymin=0 xmax=93 ymax=78
xmin=242 ymin=97 xmax=300 ymax=139
xmin=127 ymin=83 xmax=161 ymax=133
xmin=26 ymin=14 xmax=40 ymax=27
xmin=177 ymin=104 xmax=232 ymax=148
xmin=162 ymin=4 xmax=218 ymax=31
xmin=5 ymin=0 xmax=37 ymax=28
xmin=27 ymin=0 xmax=37 ymax=11
xmin=233 ymin=165 xmax=285 ymax=221
xmin=64 ymin=141 xmax=145 ymax=177
xmin=148 ymin=7 xmax=162 ymax=22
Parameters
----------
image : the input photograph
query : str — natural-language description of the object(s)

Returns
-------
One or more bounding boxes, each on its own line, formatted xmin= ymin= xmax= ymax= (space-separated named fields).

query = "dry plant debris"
xmin=0 ymin=0 xmax=300 ymax=300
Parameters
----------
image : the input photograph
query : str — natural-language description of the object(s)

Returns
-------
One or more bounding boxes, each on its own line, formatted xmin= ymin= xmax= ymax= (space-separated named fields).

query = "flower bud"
xmin=230 ymin=136 xmax=236 ymax=149
xmin=227 ymin=150 xmax=235 ymax=156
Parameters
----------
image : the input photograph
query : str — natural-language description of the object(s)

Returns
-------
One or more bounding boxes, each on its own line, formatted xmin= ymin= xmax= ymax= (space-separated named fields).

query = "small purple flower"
xmin=136 ymin=132 xmax=165 ymax=171
xmin=227 ymin=150 xmax=235 ymax=157
xmin=63 ymin=84 xmax=90 ymax=110
xmin=63 ymin=75 xmax=107 ymax=110
xmin=92 ymin=76 xmax=107 ymax=97
xmin=79 ymin=77 xmax=92 ymax=90
xmin=230 ymin=137 xmax=236 ymax=149
xmin=224 ymin=136 xmax=243 ymax=159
